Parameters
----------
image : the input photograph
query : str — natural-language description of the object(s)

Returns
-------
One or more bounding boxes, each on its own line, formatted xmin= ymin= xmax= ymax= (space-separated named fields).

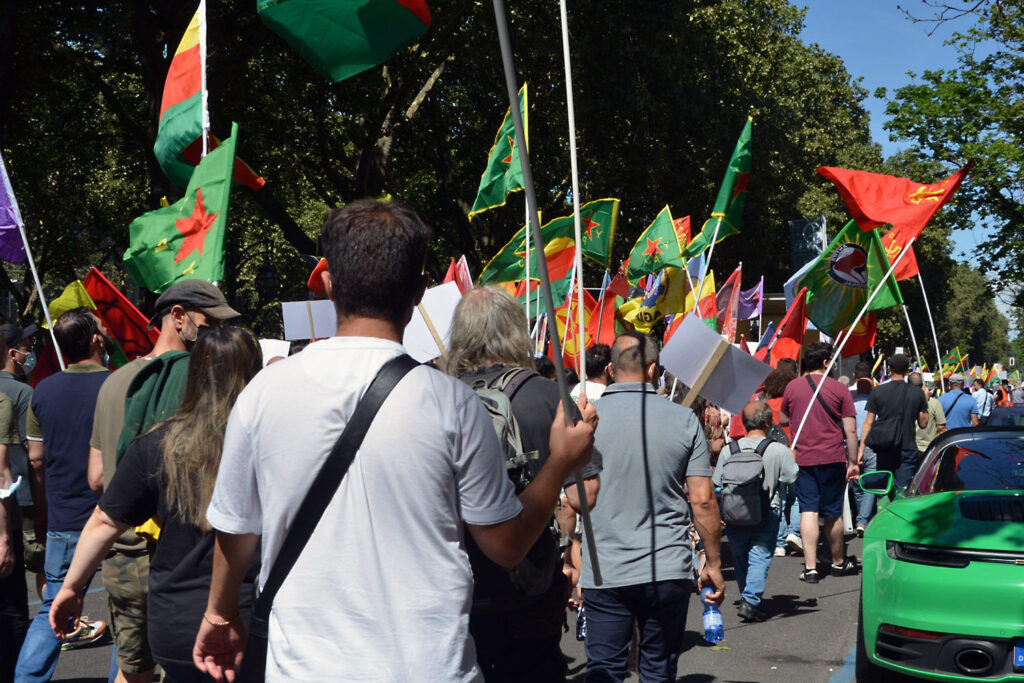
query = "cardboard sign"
xmin=258 ymin=338 xmax=291 ymax=367
xmin=662 ymin=313 xmax=772 ymax=414
xmin=402 ymin=282 xmax=463 ymax=363
xmin=281 ymin=299 xmax=337 ymax=340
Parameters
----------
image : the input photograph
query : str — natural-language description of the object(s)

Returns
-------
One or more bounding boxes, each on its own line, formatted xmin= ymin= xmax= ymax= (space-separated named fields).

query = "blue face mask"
xmin=20 ymin=351 xmax=36 ymax=375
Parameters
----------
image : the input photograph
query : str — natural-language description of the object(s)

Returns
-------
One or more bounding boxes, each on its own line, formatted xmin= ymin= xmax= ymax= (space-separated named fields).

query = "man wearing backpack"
xmin=445 ymin=286 xmax=602 ymax=683
xmin=779 ymin=342 xmax=858 ymax=584
xmin=858 ymin=354 xmax=929 ymax=492
xmin=713 ymin=401 xmax=797 ymax=622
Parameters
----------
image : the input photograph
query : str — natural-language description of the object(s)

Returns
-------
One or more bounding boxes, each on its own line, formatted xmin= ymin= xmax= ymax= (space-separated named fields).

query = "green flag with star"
xmin=468 ymin=84 xmax=527 ymax=221
xmin=543 ymin=198 xmax=619 ymax=268
xmin=683 ymin=117 xmax=752 ymax=259
xmin=796 ymin=219 xmax=903 ymax=337
xmin=124 ymin=123 xmax=238 ymax=293
xmin=626 ymin=205 xmax=684 ymax=282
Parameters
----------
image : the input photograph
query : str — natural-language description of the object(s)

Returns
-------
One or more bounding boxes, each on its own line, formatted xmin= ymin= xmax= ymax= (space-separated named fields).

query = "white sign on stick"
xmin=402 ymin=282 xmax=463 ymax=363
xmin=662 ymin=314 xmax=772 ymax=415
xmin=282 ymin=299 xmax=337 ymax=340
xmin=258 ymin=338 xmax=291 ymax=366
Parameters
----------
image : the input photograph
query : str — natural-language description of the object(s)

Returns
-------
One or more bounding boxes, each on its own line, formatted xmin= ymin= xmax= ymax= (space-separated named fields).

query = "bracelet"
xmin=203 ymin=613 xmax=233 ymax=627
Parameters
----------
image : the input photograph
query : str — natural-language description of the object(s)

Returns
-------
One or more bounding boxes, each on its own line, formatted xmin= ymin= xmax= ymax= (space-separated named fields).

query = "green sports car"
xmin=857 ymin=427 xmax=1024 ymax=682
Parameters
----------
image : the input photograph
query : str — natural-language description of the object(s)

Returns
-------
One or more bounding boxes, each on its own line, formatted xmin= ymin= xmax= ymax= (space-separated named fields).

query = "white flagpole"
xmin=558 ymin=0 xmax=587 ymax=387
xmin=917 ymin=273 xmax=945 ymax=392
xmin=901 ymin=304 xmax=921 ymax=366
xmin=491 ymin=0 xmax=602 ymax=584
xmin=790 ymin=238 xmax=915 ymax=450
xmin=694 ymin=217 xmax=723 ymax=315
xmin=198 ymin=0 xmax=211 ymax=158
xmin=0 ymin=153 xmax=64 ymax=370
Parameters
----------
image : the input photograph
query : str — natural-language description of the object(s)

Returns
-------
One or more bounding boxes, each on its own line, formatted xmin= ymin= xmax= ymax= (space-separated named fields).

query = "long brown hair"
xmin=160 ymin=325 xmax=262 ymax=529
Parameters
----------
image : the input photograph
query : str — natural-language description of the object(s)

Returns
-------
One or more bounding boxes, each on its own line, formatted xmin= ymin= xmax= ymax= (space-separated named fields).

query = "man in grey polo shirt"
xmin=579 ymin=332 xmax=724 ymax=682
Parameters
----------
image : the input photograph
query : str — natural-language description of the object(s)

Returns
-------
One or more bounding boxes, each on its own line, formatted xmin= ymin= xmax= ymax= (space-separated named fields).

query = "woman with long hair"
xmin=48 ymin=326 xmax=262 ymax=682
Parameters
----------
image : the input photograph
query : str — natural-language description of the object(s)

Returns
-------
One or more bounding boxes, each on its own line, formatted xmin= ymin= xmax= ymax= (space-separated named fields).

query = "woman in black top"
xmin=49 ymin=326 xmax=262 ymax=682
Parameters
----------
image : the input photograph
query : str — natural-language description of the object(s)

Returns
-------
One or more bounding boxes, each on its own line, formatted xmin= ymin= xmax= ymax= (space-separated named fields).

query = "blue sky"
xmin=797 ymin=1 xmax=987 ymax=261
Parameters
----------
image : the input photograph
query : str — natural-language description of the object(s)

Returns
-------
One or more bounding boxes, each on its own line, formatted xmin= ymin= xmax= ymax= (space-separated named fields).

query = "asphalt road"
xmin=32 ymin=537 xmax=862 ymax=682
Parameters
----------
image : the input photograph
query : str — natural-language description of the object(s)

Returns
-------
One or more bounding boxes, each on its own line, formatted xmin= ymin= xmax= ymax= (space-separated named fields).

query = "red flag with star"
xmin=626 ymin=205 xmax=684 ymax=281
xmin=124 ymin=122 xmax=239 ymax=293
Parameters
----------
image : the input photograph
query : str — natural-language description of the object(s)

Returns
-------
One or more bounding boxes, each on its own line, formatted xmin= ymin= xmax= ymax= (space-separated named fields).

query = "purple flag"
xmin=0 ymin=153 xmax=27 ymax=265
xmin=737 ymin=277 xmax=763 ymax=320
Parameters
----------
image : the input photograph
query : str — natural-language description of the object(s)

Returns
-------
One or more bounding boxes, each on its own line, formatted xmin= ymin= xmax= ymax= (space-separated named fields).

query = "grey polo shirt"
xmin=580 ymin=382 xmax=712 ymax=589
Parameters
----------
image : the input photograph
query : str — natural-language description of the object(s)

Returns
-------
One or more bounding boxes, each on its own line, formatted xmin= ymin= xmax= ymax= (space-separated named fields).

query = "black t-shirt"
xmin=865 ymin=380 xmax=928 ymax=453
xmin=459 ymin=365 xmax=601 ymax=605
xmin=100 ymin=425 xmax=258 ymax=666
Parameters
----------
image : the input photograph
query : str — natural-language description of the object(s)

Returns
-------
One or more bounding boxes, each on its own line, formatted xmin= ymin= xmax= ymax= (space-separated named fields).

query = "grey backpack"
xmin=717 ymin=439 xmax=771 ymax=529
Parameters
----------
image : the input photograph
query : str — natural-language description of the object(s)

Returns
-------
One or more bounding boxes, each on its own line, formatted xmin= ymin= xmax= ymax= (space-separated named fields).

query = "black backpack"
xmin=717 ymin=439 xmax=771 ymax=529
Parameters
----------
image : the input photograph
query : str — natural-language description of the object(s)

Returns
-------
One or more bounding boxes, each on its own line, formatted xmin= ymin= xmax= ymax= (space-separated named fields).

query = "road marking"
xmin=827 ymin=644 xmax=856 ymax=683
xmin=28 ymin=585 xmax=106 ymax=607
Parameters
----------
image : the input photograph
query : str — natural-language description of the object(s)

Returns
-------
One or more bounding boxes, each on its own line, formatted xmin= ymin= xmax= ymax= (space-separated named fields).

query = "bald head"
xmin=741 ymin=400 xmax=774 ymax=434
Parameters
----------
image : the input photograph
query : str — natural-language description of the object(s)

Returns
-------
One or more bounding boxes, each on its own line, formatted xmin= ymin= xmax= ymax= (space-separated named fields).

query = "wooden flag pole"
xmin=916 ymin=273 xmax=946 ymax=393
xmin=558 ymin=0 xmax=587 ymax=389
xmin=492 ymin=0 xmax=602 ymax=584
xmin=418 ymin=303 xmax=449 ymax=365
xmin=790 ymin=237 xmax=915 ymax=451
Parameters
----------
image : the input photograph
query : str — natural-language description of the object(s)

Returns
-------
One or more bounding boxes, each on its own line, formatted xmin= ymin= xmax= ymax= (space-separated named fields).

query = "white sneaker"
xmin=774 ymin=546 xmax=787 ymax=557
xmin=785 ymin=533 xmax=804 ymax=555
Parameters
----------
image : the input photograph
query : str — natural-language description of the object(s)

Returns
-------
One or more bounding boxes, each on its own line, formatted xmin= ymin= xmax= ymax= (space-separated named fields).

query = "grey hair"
xmin=741 ymin=400 xmax=774 ymax=432
xmin=445 ymin=286 xmax=534 ymax=377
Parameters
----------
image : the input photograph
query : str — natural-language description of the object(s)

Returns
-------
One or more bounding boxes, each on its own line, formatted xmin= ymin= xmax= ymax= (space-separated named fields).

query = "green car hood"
xmin=878 ymin=490 xmax=1024 ymax=551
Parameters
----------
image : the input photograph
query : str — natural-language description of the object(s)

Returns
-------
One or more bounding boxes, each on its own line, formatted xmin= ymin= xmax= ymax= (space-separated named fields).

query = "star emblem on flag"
xmin=174 ymin=187 xmax=218 ymax=264
xmin=502 ymin=136 xmax=516 ymax=165
xmin=582 ymin=213 xmax=601 ymax=241
xmin=730 ymin=172 xmax=750 ymax=202
xmin=643 ymin=237 xmax=663 ymax=259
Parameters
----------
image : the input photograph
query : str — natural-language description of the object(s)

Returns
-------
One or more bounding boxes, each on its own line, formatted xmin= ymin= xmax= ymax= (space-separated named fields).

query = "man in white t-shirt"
xmin=193 ymin=200 xmax=596 ymax=682
xmin=570 ymin=344 xmax=612 ymax=402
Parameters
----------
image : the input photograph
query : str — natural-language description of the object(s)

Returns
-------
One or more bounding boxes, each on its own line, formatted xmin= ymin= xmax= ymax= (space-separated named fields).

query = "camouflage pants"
xmin=20 ymin=506 xmax=44 ymax=574
xmin=102 ymin=549 xmax=156 ymax=674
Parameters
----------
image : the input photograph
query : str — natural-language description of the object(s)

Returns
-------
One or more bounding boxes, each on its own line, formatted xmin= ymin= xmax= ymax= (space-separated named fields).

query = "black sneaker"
xmin=737 ymin=599 xmax=769 ymax=622
xmin=799 ymin=567 xmax=819 ymax=584
xmin=831 ymin=556 xmax=859 ymax=577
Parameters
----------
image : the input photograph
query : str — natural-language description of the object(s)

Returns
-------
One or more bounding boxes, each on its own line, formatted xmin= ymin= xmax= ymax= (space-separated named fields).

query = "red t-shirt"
xmin=781 ymin=373 xmax=855 ymax=466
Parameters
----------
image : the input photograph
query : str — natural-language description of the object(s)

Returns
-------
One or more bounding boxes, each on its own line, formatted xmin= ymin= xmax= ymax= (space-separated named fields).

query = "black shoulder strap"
xmin=948 ymin=390 xmax=964 ymax=412
xmin=806 ymin=375 xmax=842 ymax=426
xmin=728 ymin=439 xmax=740 ymax=455
xmin=250 ymin=354 xmax=419 ymax=626
xmin=754 ymin=438 xmax=771 ymax=456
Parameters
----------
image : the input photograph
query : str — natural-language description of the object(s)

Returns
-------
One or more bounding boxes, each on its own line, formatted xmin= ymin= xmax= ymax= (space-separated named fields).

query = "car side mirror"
xmin=859 ymin=470 xmax=893 ymax=497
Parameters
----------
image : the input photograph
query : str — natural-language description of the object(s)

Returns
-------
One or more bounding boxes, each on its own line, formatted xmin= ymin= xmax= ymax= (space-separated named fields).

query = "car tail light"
xmin=879 ymin=624 xmax=945 ymax=641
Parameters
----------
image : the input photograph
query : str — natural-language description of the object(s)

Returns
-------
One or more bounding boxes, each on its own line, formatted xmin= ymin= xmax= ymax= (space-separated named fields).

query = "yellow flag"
xmin=684 ymin=270 xmax=716 ymax=313
xmin=44 ymin=281 xmax=96 ymax=328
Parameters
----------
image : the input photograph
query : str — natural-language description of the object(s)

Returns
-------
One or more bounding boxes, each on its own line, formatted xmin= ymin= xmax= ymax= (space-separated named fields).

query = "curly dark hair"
xmin=763 ymin=367 xmax=797 ymax=398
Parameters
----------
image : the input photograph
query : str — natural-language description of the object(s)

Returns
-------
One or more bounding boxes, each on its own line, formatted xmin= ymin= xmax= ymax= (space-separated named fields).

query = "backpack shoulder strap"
xmin=491 ymin=368 xmax=539 ymax=401
xmin=806 ymin=374 xmax=842 ymax=426
xmin=728 ymin=439 xmax=740 ymax=455
xmin=754 ymin=438 xmax=771 ymax=456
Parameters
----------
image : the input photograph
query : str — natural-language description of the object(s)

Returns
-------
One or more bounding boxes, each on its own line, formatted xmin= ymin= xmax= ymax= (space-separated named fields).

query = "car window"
xmin=919 ymin=438 xmax=1024 ymax=494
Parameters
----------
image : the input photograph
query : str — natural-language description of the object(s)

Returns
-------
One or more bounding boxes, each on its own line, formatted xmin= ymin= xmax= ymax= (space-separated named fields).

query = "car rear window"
xmin=917 ymin=437 xmax=1024 ymax=494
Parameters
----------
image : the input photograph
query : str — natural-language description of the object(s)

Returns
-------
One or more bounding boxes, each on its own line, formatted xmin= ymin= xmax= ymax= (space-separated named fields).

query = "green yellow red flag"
xmin=125 ymin=123 xmax=239 ymax=293
xmin=683 ymin=117 xmax=752 ymax=260
xmin=796 ymin=219 xmax=903 ymax=337
xmin=469 ymin=85 xmax=528 ymax=221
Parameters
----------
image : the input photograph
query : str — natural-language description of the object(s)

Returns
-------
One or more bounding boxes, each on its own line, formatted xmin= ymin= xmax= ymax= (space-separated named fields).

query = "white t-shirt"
xmin=570 ymin=380 xmax=606 ymax=402
xmin=207 ymin=336 xmax=521 ymax=682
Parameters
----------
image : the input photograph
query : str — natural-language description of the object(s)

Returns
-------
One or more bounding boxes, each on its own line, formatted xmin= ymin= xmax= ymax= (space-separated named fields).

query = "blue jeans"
xmin=15 ymin=530 xmax=90 ymax=683
xmin=726 ymin=510 xmax=780 ymax=606
xmin=853 ymin=446 xmax=877 ymax=525
xmin=582 ymin=579 xmax=691 ymax=682
xmin=776 ymin=484 xmax=800 ymax=547
xmin=876 ymin=448 xmax=922 ymax=492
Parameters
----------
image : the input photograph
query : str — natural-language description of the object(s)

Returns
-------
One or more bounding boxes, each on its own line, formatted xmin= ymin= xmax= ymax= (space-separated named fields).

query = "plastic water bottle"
xmin=701 ymin=586 xmax=725 ymax=643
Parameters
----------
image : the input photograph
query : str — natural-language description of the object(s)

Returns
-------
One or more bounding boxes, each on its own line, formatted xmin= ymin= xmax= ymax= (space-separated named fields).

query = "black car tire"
xmin=856 ymin=586 xmax=915 ymax=682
